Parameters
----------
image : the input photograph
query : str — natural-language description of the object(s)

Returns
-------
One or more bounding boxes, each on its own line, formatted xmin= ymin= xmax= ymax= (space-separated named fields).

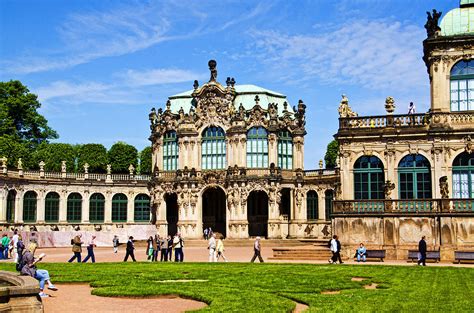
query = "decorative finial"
xmin=283 ymin=101 xmax=288 ymax=112
xmin=166 ymin=100 xmax=171 ymax=111
xmin=208 ymin=60 xmax=217 ymax=82
xmin=107 ymin=164 xmax=112 ymax=175
xmin=385 ymin=96 xmax=395 ymax=114
xmin=254 ymin=95 xmax=260 ymax=105
xmin=61 ymin=160 xmax=66 ymax=173
xmin=83 ymin=163 xmax=89 ymax=173
xmin=226 ymin=77 xmax=231 ymax=87
xmin=424 ymin=9 xmax=442 ymax=38
xmin=193 ymin=80 xmax=199 ymax=89
xmin=39 ymin=161 xmax=45 ymax=171
xmin=319 ymin=159 xmax=323 ymax=169
xmin=230 ymin=77 xmax=235 ymax=87
xmin=17 ymin=158 xmax=23 ymax=170
xmin=128 ymin=164 xmax=135 ymax=176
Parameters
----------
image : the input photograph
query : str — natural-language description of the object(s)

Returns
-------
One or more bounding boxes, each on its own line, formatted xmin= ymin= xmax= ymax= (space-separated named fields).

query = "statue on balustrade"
xmin=338 ymin=94 xmax=358 ymax=118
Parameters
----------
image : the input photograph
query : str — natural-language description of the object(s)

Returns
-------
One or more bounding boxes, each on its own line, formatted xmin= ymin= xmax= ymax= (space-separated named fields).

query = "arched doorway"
xmin=279 ymin=188 xmax=291 ymax=219
xmin=247 ymin=190 xmax=269 ymax=237
xmin=165 ymin=193 xmax=178 ymax=236
xmin=202 ymin=187 xmax=226 ymax=237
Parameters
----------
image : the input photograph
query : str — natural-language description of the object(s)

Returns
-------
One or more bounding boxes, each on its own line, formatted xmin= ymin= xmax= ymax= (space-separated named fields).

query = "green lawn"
xmin=0 ymin=262 xmax=473 ymax=312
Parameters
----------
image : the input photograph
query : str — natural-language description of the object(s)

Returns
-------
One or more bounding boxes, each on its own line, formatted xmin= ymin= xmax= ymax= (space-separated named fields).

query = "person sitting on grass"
xmin=356 ymin=243 xmax=366 ymax=262
xmin=20 ymin=243 xmax=58 ymax=298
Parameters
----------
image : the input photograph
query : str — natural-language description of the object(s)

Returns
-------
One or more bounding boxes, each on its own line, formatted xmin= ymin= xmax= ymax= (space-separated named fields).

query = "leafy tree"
xmin=0 ymin=80 xmax=58 ymax=146
xmin=107 ymin=142 xmax=138 ymax=173
xmin=31 ymin=143 xmax=76 ymax=172
xmin=77 ymin=144 xmax=108 ymax=173
xmin=324 ymin=140 xmax=339 ymax=169
xmin=139 ymin=146 xmax=152 ymax=174
xmin=0 ymin=135 xmax=34 ymax=168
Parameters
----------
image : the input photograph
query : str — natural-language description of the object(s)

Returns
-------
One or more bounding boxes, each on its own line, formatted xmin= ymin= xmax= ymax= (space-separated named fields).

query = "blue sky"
xmin=0 ymin=0 xmax=456 ymax=169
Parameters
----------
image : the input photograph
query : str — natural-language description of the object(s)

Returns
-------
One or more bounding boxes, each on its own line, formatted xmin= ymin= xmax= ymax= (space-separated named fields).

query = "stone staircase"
xmin=269 ymin=239 xmax=332 ymax=261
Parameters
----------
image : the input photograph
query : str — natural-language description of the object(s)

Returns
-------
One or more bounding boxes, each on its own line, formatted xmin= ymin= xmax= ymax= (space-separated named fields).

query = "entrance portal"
xmin=247 ymin=190 xmax=269 ymax=237
xmin=202 ymin=187 xmax=226 ymax=237
xmin=279 ymin=188 xmax=291 ymax=219
xmin=165 ymin=193 xmax=178 ymax=236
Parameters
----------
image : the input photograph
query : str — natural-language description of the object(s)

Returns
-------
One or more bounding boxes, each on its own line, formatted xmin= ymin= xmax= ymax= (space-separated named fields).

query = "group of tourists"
xmin=207 ymin=233 xmax=227 ymax=262
xmin=122 ymin=233 xmax=185 ymax=263
xmin=0 ymin=230 xmax=31 ymax=261
xmin=67 ymin=234 xmax=97 ymax=263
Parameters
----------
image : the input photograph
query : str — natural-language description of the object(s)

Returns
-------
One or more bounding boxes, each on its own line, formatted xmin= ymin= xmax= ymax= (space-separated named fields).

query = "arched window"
xmin=453 ymin=152 xmax=474 ymax=199
xmin=45 ymin=192 xmax=60 ymax=223
xmin=134 ymin=194 xmax=150 ymax=222
xmin=89 ymin=193 xmax=105 ymax=223
xmin=247 ymin=127 xmax=268 ymax=168
xmin=450 ymin=60 xmax=474 ymax=111
xmin=67 ymin=193 xmax=82 ymax=222
xmin=398 ymin=154 xmax=432 ymax=199
xmin=354 ymin=156 xmax=384 ymax=200
xmin=325 ymin=190 xmax=334 ymax=220
xmin=278 ymin=130 xmax=293 ymax=169
xmin=23 ymin=191 xmax=37 ymax=223
xmin=163 ymin=131 xmax=178 ymax=171
xmin=307 ymin=191 xmax=318 ymax=220
xmin=112 ymin=193 xmax=128 ymax=222
xmin=6 ymin=190 xmax=16 ymax=223
xmin=202 ymin=126 xmax=226 ymax=170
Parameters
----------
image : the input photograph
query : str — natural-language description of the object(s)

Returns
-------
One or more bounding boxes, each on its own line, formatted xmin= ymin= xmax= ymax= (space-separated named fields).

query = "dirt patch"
xmin=364 ymin=283 xmax=378 ymax=289
xmin=351 ymin=277 xmax=367 ymax=281
xmin=42 ymin=284 xmax=208 ymax=313
xmin=293 ymin=301 xmax=309 ymax=312
xmin=321 ymin=290 xmax=341 ymax=295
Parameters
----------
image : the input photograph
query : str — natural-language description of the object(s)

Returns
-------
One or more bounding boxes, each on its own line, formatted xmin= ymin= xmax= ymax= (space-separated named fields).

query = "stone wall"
xmin=333 ymin=216 xmax=474 ymax=261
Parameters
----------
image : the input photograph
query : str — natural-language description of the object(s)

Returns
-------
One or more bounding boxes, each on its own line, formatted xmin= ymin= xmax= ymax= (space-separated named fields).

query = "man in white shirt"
xmin=82 ymin=235 xmax=96 ymax=263
xmin=12 ymin=230 xmax=19 ymax=263
xmin=208 ymin=234 xmax=217 ymax=262
xmin=250 ymin=237 xmax=264 ymax=262
xmin=329 ymin=235 xmax=338 ymax=264
xmin=173 ymin=233 xmax=184 ymax=262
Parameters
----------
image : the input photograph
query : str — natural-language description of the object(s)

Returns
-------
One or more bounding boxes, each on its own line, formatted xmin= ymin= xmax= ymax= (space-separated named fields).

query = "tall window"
xmin=67 ymin=193 xmax=82 ymax=222
xmin=202 ymin=126 xmax=226 ymax=170
xmin=398 ymin=154 xmax=432 ymax=199
xmin=247 ymin=127 xmax=268 ymax=168
xmin=23 ymin=191 xmax=37 ymax=223
xmin=45 ymin=192 xmax=60 ymax=222
xmin=453 ymin=152 xmax=474 ymax=198
xmin=278 ymin=130 xmax=293 ymax=169
xmin=134 ymin=194 xmax=150 ymax=222
xmin=450 ymin=60 xmax=474 ymax=111
xmin=163 ymin=131 xmax=178 ymax=171
xmin=89 ymin=193 xmax=105 ymax=223
xmin=307 ymin=190 xmax=319 ymax=220
xmin=112 ymin=193 xmax=128 ymax=222
xmin=6 ymin=190 xmax=16 ymax=223
xmin=354 ymin=156 xmax=384 ymax=200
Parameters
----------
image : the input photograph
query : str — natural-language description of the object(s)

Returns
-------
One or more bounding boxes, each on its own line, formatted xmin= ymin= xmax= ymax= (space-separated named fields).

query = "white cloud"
xmin=123 ymin=68 xmax=204 ymax=86
xmin=35 ymin=81 xmax=110 ymax=101
xmin=250 ymin=19 xmax=427 ymax=91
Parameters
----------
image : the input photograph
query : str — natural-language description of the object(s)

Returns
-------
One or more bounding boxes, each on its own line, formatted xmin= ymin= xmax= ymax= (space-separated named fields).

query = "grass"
xmin=0 ymin=262 xmax=473 ymax=312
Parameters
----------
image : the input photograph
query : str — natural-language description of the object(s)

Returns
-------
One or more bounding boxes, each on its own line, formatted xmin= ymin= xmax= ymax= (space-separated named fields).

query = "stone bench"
xmin=408 ymin=250 xmax=440 ymax=263
xmin=454 ymin=251 xmax=474 ymax=264
xmin=354 ymin=249 xmax=386 ymax=262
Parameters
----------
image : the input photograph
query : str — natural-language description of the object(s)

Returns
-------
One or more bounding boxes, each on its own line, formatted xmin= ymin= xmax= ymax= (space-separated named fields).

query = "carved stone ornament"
xmin=17 ymin=158 xmax=23 ymax=170
xmin=338 ymin=94 xmax=357 ymax=118
xmin=384 ymin=96 xmax=395 ymax=114
xmin=439 ymin=176 xmax=449 ymax=199
xmin=424 ymin=9 xmax=442 ymax=38
xmin=382 ymin=180 xmax=395 ymax=200
xmin=465 ymin=135 xmax=473 ymax=154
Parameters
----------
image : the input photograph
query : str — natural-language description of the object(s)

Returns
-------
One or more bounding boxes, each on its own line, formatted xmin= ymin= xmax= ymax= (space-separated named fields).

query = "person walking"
xmin=167 ymin=235 xmax=173 ymax=261
xmin=20 ymin=243 xmax=58 ymax=298
xmin=356 ymin=243 xmax=366 ymax=263
xmin=250 ymin=237 xmax=264 ymax=263
xmin=12 ymin=230 xmax=19 ymax=263
xmin=68 ymin=234 xmax=83 ymax=263
xmin=146 ymin=236 xmax=154 ymax=261
xmin=208 ymin=233 xmax=217 ymax=262
xmin=82 ymin=235 xmax=97 ymax=263
xmin=112 ymin=235 xmax=119 ymax=254
xmin=153 ymin=235 xmax=160 ymax=262
xmin=418 ymin=236 xmax=427 ymax=266
xmin=203 ymin=228 xmax=209 ymax=240
xmin=216 ymin=235 xmax=228 ymax=262
xmin=15 ymin=235 xmax=25 ymax=271
xmin=336 ymin=235 xmax=343 ymax=264
xmin=174 ymin=233 xmax=184 ymax=262
xmin=160 ymin=236 xmax=169 ymax=261
xmin=124 ymin=236 xmax=136 ymax=262
xmin=329 ymin=235 xmax=338 ymax=264
xmin=1 ymin=234 xmax=11 ymax=259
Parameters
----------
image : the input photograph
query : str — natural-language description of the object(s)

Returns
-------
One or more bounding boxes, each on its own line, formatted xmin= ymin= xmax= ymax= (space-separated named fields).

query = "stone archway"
xmin=202 ymin=187 xmax=226 ymax=237
xmin=165 ymin=193 xmax=178 ymax=236
xmin=247 ymin=190 xmax=269 ymax=237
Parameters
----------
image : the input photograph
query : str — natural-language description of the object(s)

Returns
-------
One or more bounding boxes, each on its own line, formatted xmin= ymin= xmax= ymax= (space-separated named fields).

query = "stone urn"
xmin=385 ymin=96 xmax=395 ymax=114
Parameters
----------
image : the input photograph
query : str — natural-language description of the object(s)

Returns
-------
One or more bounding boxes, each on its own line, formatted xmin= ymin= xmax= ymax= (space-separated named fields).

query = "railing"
xmin=333 ymin=199 xmax=474 ymax=214
xmin=304 ymin=169 xmax=338 ymax=176
xmin=339 ymin=113 xmax=429 ymax=130
xmin=2 ymin=169 xmax=150 ymax=182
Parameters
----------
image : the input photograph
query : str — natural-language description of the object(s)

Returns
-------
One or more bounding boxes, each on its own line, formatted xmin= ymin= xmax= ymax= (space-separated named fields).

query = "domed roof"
xmin=440 ymin=1 xmax=474 ymax=36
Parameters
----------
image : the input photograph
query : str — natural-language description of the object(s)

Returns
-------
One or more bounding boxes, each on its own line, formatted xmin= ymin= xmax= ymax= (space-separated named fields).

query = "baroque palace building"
xmin=0 ymin=1 xmax=472 ymax=257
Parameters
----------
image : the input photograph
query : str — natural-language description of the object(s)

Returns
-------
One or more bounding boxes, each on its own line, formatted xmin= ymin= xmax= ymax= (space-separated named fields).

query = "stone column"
xmin=178 ymin=138 xmax=185 ymax=170
xmin=430 ymin=59 xmax=450 ymax=112
xmin=268 ymin=133 xmax=278 ymax=166
xmin=239 ymin=137 xmax=247 ymax=167
xmin=318 ymin=191 xmax=326 ymax=220
xmin=341 ymin=151 xmax=352 ymax=199
xmin=127 ymin=193 xmax=134 ymax=223
xmin=82 ymin=192 xmax=90 ymax=223
xmin=36 ymin=190 xmax=45 ymax=224
xmin=293 ymin=136 xmax=304 ymax=170
xmin=104 ymin=192 xmax=112 ymax=223
xmin=0 ymin=188 xmax=7 ymax=223
xmin=58 ymin=191 xmax=67 ymax=223
xmin=15 ymin=193 xmax=23 ymax=224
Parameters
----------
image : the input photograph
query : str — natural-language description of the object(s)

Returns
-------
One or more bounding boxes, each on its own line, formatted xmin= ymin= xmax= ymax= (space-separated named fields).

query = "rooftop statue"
xmin=208 ymin=60 xmax=217 ymax=82
xmin=338 ymin=94 xmax=357 ymax=118
xmin=425 ymin=9 xmax=442 ymax=38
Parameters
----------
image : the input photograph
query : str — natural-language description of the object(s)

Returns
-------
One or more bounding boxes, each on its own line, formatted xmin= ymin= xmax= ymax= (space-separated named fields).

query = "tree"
xmin=324 ymin=140 xmax=339 ymax=169
xmin=77 ymin=144 xmax=108 ymax=173
xmin=107 ymin=142 xmax=138 ymax=173
xmin=139 ymin=146 xmax=152 ymax=174
xmin=31 ymin=143 xmax=76 ymax=172
xmin=0 ymin=80 xmax=58 ymax=146
xmin=0 ymin=135 xmax=33 ymax=168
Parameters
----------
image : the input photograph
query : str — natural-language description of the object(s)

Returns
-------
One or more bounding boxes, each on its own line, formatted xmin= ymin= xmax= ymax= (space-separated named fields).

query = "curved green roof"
xmin=440 ymin=6 xmax=474 ymax=36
